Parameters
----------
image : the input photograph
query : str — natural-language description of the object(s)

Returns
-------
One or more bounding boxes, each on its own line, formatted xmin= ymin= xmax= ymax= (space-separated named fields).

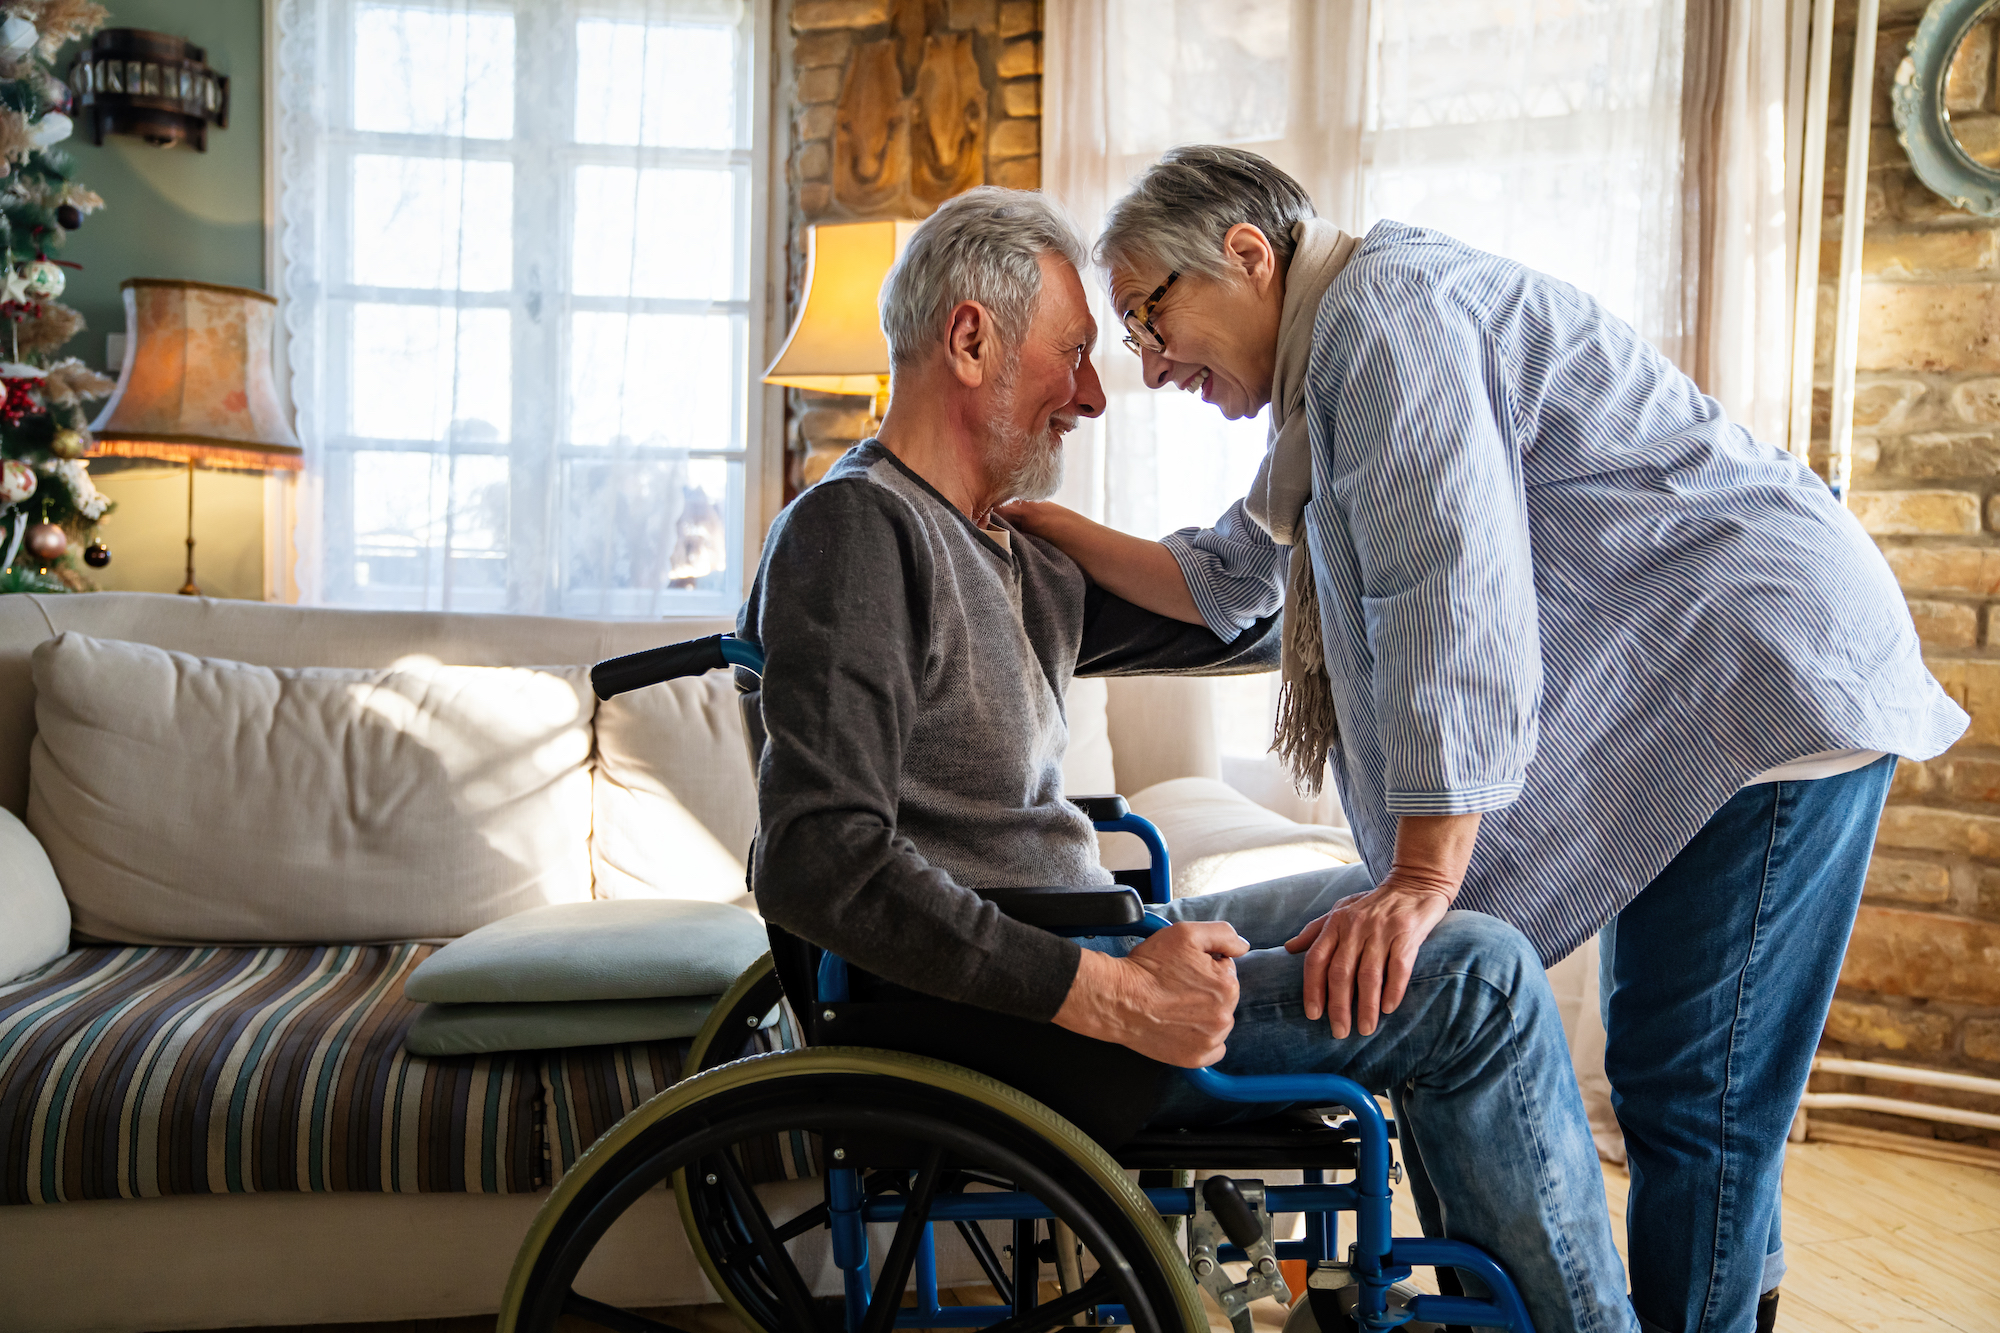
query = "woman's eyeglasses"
xmin=1120 ymin=272 xmax=1180 ymax=356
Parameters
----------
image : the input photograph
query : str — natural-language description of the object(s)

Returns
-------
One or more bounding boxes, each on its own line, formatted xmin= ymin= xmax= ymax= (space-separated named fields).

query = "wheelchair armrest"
xmin=1068 ymin=794 xmax=1131 ymax=822
xmin=986 ymin=887 xmax=1144 ymax=930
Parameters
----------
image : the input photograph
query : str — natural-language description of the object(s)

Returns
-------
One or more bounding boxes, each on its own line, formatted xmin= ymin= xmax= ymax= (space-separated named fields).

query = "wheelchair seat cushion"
xmin=405 ymin=899 xmax=767 ymax=1004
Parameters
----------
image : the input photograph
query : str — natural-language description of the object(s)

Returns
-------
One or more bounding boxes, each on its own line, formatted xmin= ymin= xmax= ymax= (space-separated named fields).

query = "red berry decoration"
xmin=55 ymin=203 xmax=80 ymax=230
xmin=25 ymin=522 xmax=65 ymax=561
xmin=83 ymin=541 xmax=109 ymax=568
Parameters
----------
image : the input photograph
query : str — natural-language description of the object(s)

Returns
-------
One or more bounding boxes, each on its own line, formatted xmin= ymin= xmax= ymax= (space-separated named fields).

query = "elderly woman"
xmin=1009 ymin=146 xmax=1967 ymax=1333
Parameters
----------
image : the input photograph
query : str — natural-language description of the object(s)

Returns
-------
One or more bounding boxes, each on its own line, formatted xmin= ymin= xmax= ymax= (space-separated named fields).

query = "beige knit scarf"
xmin=1250 ymin=218 xmax=1357 ymax=796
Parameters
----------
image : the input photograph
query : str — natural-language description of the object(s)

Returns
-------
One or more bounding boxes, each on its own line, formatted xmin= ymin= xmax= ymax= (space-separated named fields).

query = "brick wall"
xmin=1814 ymin=0 xmax=2000 ymax=1147
xmin=779 ymin=0 xmax=1043 ymax=493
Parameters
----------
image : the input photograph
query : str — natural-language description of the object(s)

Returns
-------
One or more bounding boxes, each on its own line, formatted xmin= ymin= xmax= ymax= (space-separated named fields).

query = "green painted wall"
xmin=56 ymin=0 xmax=270 ymax=599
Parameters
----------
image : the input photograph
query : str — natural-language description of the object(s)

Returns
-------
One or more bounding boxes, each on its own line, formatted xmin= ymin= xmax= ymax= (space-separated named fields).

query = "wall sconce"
xmin=67 ymin=29 xmax=229 ymax=152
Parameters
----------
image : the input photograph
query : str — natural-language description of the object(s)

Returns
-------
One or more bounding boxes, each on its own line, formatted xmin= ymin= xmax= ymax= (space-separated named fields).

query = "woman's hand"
xmin=997 ymin=501 xmax=1204 ymax=624
xmin=1285 ymin=813 xmax=1481 ymax=1037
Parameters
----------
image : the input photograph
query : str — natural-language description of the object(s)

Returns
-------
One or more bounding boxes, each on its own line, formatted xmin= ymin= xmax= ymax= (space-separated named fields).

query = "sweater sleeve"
xmin=743 ymin=481 xmax=1082 ymax=1022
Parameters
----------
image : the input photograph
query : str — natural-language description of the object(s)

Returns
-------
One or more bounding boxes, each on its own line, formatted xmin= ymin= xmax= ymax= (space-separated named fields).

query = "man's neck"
xmin=874 ymin=382 xmax=1007 ymax=527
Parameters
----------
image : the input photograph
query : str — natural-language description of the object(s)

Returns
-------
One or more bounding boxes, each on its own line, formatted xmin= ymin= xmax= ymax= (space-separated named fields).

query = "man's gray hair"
xmin=1096 ymin=145 xmax=1316 ymax=285
xmin=879 ymin=186 xmax=1089 ymax=367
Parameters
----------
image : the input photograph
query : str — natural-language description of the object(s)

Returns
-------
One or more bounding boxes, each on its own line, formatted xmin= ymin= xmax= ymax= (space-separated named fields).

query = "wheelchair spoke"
xmin=978 ymin=1269 xmax=1118 ymax=1333
xmin=953 ymin=1217 xmax=1014 ymax=1307
xmin=859 ymin=1147 xmax=946 ymax=1333
xmin=558 ymin=1291 xmax=695 ymax=1333
xmin=711 ymin=1149 xmax=829 ymax=1332
xmin=770 ymin=1200 xmax=830 ymax=1245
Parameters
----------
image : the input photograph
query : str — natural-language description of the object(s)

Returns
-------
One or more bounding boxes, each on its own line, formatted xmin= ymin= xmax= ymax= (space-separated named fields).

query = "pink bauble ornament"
xmin=25 ymin=522 xmax=66 ymax=561
xmin=0 ymin=458 xmax=34 ymax=504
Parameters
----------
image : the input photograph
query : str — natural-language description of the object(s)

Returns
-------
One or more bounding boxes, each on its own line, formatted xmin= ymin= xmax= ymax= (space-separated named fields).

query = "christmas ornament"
xmin=25 ymin=522 xmax=65 ymax=561
xmin=82 ymin=541 xmax=108 ymax=568
xmin=0 ymin=458 xmax=33 ymax=503
xmin=54 ymin=203 xmax=79 ymax=230
xmin=20 ymin=260 xmax=64 ymax=302
xmin=0 ymin=373 xmax=40 ymax=424
xmin=28 ymin=112 xmax=70 ymax=150
xmin=49 ymin=427 xmax=84 ymax=459
xmin=0 ymin=17 xmax=36 ymax=62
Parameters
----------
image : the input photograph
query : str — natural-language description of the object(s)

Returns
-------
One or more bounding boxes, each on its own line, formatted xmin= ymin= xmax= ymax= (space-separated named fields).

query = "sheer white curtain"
xmin=276 ymin=0 xmax=763 ymax=616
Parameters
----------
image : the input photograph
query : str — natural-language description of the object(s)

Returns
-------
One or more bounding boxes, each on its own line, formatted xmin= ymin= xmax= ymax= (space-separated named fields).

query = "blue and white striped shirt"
xmin=1163 ymin=223 xmax=1968 ymax=963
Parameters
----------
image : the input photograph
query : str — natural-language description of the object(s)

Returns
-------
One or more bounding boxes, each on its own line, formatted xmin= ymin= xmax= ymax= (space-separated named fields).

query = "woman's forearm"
xmin=1389 ymin=813 xmax=1482 ymax=897
xmin=1005 ymin=502 xmax=1204 ymax=624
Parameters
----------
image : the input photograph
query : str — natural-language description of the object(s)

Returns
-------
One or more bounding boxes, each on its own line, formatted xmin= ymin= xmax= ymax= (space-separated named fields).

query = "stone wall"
xmin=1813 ymin=0 xmax=2000 ymax=1147
xmin=779 ymin=0 xmax=1043 ymax=493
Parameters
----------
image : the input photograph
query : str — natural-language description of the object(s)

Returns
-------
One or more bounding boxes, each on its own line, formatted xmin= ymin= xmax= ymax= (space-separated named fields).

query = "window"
xmin=279 ymin=0 xmax=766 ymax=616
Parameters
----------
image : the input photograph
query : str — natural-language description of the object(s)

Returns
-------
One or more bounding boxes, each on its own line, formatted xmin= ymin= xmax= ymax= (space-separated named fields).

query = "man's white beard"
xmin=988 ymin=369 xmax=1068 ymax=503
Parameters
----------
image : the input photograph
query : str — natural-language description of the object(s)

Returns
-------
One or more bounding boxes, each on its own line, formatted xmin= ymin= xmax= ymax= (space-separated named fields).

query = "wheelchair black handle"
xmin=592 ymin=634 xmax=730 ymax=700
xmin=1202 ymin=1175 xmax=1265 ymax=1251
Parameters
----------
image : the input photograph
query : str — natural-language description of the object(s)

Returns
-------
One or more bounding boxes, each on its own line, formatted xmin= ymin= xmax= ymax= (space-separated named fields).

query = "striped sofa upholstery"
xmin=0 ymin=944 xmax=787 ymax=1205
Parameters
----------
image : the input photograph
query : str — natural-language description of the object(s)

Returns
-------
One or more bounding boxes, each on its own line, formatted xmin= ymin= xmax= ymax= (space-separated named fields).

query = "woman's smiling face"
xmin=1109 ymin=222 xmax=1287 ymax=422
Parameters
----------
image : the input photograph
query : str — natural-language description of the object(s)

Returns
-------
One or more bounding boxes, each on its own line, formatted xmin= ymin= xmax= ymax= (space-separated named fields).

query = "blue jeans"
xmin=1084 ymin=865 xmax=1637 ymax=1333
xmin=1601 ymin=754 xmax=1895 ymax=1333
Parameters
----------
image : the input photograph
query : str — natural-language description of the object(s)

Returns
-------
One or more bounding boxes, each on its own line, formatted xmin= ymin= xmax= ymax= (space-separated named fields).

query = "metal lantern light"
xmin=68 ymin=29 xmax=229 ymax=151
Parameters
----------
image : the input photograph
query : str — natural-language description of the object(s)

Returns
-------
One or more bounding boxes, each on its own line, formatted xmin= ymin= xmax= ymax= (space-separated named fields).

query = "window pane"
xmin=568 ymin=312 xmax=739 ymax=449
xmin=571 ymin=166 xmax=739 ymax=299
xmin=560 ymin=454 xmax=739 ymax=615
xmin=354 ymin=5 xmax=514 ymax=139
xmin=350 ymin=304 xmax=512 ymax=440
xmin=352 ymin=155 xmax=512 ymax=291
xmin=350 ymin=450 xmax=510 ymax=605
xmin=574 ymin=17 xmax=739 ymax=149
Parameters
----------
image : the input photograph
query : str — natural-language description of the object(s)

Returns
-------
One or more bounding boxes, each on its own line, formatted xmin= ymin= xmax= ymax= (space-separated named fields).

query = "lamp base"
xmin=177 ymin=459 xmax=199 ymax=596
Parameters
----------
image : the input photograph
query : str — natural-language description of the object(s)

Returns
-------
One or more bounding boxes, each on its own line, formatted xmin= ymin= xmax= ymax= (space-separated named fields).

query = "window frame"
xmin=269 ymin=0 xmax=782 ymax=618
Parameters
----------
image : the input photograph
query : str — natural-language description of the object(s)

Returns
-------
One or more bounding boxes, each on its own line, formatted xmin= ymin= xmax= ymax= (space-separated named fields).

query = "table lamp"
xmin=87 ymin=279 xmax=301 ymax=595
xmin=763 ymin=220 xmax=919 ymax=428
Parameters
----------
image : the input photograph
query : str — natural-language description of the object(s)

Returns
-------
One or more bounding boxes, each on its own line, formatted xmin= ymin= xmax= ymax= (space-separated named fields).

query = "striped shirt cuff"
xmin=1384 ymin=781 xmax=1525 ymax=816
xmin=1161 ymin=531 xmax=1267 ymax=641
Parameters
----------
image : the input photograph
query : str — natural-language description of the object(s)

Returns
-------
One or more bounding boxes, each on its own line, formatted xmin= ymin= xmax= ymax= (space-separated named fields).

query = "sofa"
xmin=0 ymin=591 xmax=1364 ymax=1333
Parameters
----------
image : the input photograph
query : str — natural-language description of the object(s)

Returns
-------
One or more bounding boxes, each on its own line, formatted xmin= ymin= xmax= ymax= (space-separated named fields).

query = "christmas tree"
xmin=0 ymin=0 xmax=115 ymax=593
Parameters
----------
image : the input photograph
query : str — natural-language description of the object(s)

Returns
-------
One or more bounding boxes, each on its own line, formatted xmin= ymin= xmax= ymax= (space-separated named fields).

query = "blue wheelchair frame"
xmin=713 ymin=634 xmax=1533 ymax=1332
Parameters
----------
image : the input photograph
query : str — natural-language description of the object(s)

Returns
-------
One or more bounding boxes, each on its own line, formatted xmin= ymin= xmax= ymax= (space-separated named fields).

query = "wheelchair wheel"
xmin=500 ymin=1048 xmax=1206 ymax=1333
xmin=684 ymin=950 xmax=787 ymax=1074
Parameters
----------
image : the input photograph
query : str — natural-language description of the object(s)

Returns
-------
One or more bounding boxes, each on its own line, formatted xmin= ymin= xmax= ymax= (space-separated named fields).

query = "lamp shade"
xmin=762 ymin=220 xmax=919 ymax=396
xmin=87 ymin=279 xmax=302 ymax=471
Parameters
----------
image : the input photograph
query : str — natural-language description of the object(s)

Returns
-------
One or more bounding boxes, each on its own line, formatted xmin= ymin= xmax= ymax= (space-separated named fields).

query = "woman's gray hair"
xmin=1096 ymin=145 xmax=1316 ymax=285
xmin=879 ymin=186 xmax=1089 ymax=367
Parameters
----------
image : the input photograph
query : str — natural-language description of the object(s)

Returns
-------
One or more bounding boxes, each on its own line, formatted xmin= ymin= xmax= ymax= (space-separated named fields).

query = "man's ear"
xmin=1221 ymin=223 xmax=1277 ymax=290
xmin=943 ymin=299 xmax=992 ymax=389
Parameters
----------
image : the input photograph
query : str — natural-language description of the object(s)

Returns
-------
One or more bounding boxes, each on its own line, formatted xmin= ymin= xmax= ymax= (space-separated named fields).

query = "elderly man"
xmin=738 ymin=187 xmax=1638 ymax=1333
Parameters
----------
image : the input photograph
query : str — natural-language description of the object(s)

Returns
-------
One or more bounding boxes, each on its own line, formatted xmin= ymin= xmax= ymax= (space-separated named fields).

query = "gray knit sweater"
xmin=738 ymin=442 xmax=1280 ymax=1022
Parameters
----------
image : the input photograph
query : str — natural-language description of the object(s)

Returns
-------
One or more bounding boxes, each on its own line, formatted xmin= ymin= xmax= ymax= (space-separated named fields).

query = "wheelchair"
xmin=496 ymin=634 xmax=1537 ymax=1333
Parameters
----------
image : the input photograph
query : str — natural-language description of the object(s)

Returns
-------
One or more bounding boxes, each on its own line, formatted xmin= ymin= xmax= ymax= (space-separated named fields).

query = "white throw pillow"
xmin=1101 ymin=776 xmax=1358 ymax=897
xmin=0 ymin=804 xmax=69 ymax=982
xmin=28 ymin=633 xmax=596 ymax=944
xmin=590 ymin=672 xmax=759 ymax=903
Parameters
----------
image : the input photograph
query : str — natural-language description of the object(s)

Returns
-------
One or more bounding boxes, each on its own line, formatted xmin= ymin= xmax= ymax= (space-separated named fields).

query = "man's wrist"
xmin=1054 ymin=947 xmax=1127 ymax=1040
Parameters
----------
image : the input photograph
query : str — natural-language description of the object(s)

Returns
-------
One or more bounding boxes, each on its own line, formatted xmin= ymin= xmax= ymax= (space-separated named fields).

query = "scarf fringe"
xmin=1271 ymin=540 xmax=1337 ymax=796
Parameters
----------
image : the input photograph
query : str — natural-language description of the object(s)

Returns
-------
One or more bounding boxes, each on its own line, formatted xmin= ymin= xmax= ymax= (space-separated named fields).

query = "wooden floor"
xmin=173 ymin=1142 xmax=2000 ymax=1333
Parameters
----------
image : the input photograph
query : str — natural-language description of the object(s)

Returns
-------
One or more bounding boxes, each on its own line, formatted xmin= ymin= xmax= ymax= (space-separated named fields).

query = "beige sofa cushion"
xmin=28 ymin=633 xmax=596 ymax=944
xmin=1060 ymin=677 xmax=1118 ymax=796
xmin=1101 ymin=776 xmax=1358 ymax=898
xmin=590 ymin=672 xmax=759 ymax=902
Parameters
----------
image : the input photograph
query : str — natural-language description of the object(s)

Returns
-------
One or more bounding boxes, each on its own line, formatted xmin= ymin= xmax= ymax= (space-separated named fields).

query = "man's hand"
xmin=1053 ymin=921 xmax=1248 ymax=1067
xmin=1286 ymin=813 xmax=1482 ymax=1038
